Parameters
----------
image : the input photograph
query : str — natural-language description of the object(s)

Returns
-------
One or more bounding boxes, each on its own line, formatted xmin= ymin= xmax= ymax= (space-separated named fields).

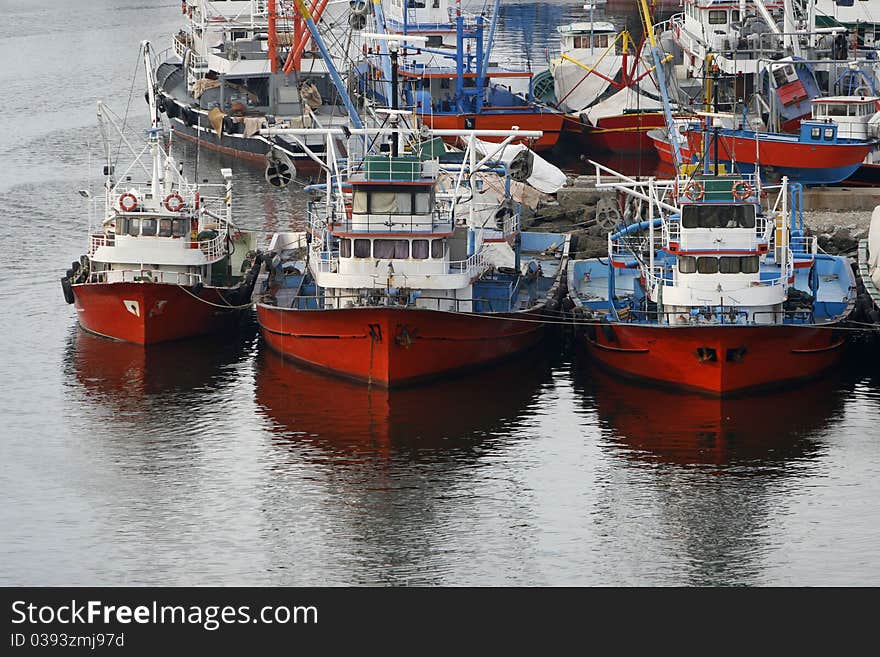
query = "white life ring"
xmin=119 ymin=192 xmax=138 ymax=212
xmin=164 ymin=192 xmax=185 ymax=213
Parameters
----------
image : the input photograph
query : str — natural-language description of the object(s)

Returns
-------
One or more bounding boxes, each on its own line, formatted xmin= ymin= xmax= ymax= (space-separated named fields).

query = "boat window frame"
xmin=140 ymin=218 xmax=158 ymax=236
xmin=172 ymin=218 xmax=189 ymax=238
xmin=340 ymin=237 xmax=352 ymax=258
xmin=718 ymin=256 xmax=741 ymax=274
xmin=353 ymin=238 xmax=371 ymax=258
xmin=740 ymin=255 xmax=759 ymax=274
xmin=681 ymin=204 xmax=756 ymax=229
xmin=412 ymin=239 xmax=429 ymax=260
xmin=431 ymin=238 xmax=445 ymax=259
xmin=708 ymin=9 xmax=727 ymax=25
xmin=372 ymin=238 xmax=410 ymax=259
xmin=696 ymin=256 xmax=719 ymax=274
xmin=678 ymin=255 xmax=697 ymax=274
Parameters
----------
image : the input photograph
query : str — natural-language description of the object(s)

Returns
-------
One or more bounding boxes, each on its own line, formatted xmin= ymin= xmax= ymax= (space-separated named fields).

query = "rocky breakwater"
xmin=804 ymin=210 xmax=870 ymax=256
xmin=520 ymin=175 xmax=621 ymax=258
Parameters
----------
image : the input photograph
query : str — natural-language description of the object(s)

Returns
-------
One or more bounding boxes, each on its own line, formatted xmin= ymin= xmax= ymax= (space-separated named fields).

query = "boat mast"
xmin=636 ymin=0 xmax=681 ymax=170
xmin=268 ymin=0 xmax=279 ymax=73
xmin=476 ymin=0 xmax=501 ymax=104
xmin=141 ymin=40 xmax=162 ymax=203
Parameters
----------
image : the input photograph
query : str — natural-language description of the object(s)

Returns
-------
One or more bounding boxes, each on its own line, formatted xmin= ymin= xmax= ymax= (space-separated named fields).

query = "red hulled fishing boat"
xmin=567 ymin=160 xmax=856 ymax=395
xmin=255 ymin=127 xmax=569 ymax=387
xmin=61 ymin=43 xmax=261 ymax=345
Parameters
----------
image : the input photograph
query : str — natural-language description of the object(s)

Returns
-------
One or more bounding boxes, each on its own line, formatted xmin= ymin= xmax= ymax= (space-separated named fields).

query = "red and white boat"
xmin=567 ymin=161 xmax=856 ymax=395
xmin=363 ymin=0 xmax=565 ymax=152
xmin=533 ymin=8 xmax=671 ymax=155
xmin=61 ymin=43 xmax=261 ymax=345
xmin=255 ymin=127 xmax=569 ymax=387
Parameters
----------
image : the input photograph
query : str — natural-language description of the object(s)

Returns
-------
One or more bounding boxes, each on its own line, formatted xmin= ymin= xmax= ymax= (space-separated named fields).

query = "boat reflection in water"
xmin=579 ymin=360 xmax=851 ymax=468
xmin=64 ymin=322 xmax=257 ymax=410
xmin=255 ymin=345 xmax=554 ymax=460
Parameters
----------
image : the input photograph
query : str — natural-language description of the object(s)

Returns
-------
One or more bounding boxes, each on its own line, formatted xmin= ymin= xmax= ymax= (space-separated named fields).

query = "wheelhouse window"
xmin=412 ymin=239 xmax=429 ymax=259
xmin=678 ymin=255 xmax=697 ymax=274
xmin=740 ymin=255 xmax=759 ymax=273
xmin=811 ymin=127 xmax=821 ymax=139
xmin=172 ymin=218 xmax=189 ymax=237
xmin=431 ymin=238 xmax=445 ymax=259
xmin=354 ymin=239 xmax=371 ymax=258
xmin=824 ymin=127 xmax=835 ymax=140
xmin=719 ymin=256 xmax=741 ymax=274
xmin=696 ymin=257 xmax=719 ymax=274
xmin=340 ymin=238 xmax=352 ymax=258
xmin=127 ymin=218 xmax=140 ymax=236
xmin=373 ymin=239 xmax=409 ymax=259
xmin=159 ymin=218 xmax=173 ymax=237
xmin=140 ymin=218 xmax=157 ymax=236
xmin=352 ymin=190 xmax=368 ymax=214
xmin=682 ymin=204 xmax=756 ymax=228
xmin=351 ymin=187 xmax=433 ymax=215
xmin=708 ymin=10 xmax=727 ymax=25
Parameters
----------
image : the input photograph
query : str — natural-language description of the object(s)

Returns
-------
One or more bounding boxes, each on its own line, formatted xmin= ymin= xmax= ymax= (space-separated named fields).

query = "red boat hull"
xmin=649 ymin=130 xmax=695 ymax=166
xmin=256 ymin=305 xmax=546 ymax=387
xmin=583 ymin=323 xmax=846 ymax=395
xmin=565 ymin=112 xmax=667 ymax=154
xmin=421 ymin=113 xmax=564 ymax=151
xmin=73 ymin=282 xmax=245 ymax=345
xmin=690 ymin=132 xmax=874 ymax=170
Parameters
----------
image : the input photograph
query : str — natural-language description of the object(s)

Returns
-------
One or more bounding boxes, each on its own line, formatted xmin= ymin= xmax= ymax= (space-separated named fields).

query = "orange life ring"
xmin=164 ymin=192 xmax=185 ymax=213
xmin=683 ymin=181 xmax=704 ymax=201
xmin=731 ymin=180 xmax=754 ymax=200
xmin=119 ymin=192 xmax=138 ymax=212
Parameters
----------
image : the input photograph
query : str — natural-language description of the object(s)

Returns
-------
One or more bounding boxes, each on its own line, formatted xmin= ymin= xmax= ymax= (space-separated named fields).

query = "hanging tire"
xmin=61 ymin=277 xmax=74 ymax=304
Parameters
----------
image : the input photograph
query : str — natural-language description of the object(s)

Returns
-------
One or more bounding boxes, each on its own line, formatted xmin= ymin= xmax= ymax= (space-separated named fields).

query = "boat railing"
xmin=788 ymin=234 xmax=817 ymax=256
xmin=196 ymin=230 xmax=229 ymax=261
xmin=88 ymin=268 xmax=203 ymax=286
xmin=89 ymin=233 xmax=110 ymax=254
xmin=309 ymin=204 xmax=454 ymax=235
xmin=618 ymin=306 xmax=813 ymax=326
xmin=642 ymin=259 xmax=793 ymax=291
xmin=675 ymin=173 xmax=760 ymax=203
xmin=608 ymin=234 xmax=647 ymax=263
xmin=310 ymin=248 xmax=489 ymax=280
xmin=88 ymin=228 xmax=228 ymax=261
xmin=664 ymin=220 xmax=679 ymax=245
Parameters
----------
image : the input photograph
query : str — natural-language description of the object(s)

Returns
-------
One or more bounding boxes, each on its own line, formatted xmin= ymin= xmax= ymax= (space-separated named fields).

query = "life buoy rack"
xmin=683 ymin=181 xmax=704 ymax=201
xmin=119 ymin=192 xmax=138 ymax=212
xmin=164 ymin=192 xmax=185 ymax=213
xmin=731 ymin=180 xmax=754 ymax=200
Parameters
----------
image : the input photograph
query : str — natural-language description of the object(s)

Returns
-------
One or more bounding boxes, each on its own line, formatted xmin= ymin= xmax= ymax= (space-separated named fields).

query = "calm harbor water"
xmin=1 ymin=0 xmax=879 ymax=586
